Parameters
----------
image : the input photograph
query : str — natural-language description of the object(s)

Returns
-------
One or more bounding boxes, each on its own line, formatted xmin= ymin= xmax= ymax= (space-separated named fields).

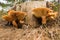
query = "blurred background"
xmin=0 ymin=0 xmax=59 ymax=18
xmin=0 ymin=0 xmax=59 ymax=11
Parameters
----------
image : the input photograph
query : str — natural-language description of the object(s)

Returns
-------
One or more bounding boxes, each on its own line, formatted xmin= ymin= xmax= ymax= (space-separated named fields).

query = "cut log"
xmin=11 ymin=1 xmax=46 ymax=27
xmin=20 ymin=1 xmax=46 ymax=27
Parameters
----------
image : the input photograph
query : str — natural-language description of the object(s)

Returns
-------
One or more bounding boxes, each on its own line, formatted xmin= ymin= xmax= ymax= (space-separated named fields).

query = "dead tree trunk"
xmin=11 ymin=1 xmax=46 ymax=28
xmin=20 ymin=1 xmax=46 ymax=27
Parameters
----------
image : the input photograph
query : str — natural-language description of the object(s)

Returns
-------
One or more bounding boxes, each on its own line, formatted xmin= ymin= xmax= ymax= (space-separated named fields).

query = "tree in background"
xmin=51 ymin=0 xmax=59 ymax=11
xmin=0 ymin=0 xmax=25 ymax=11
xmin=58 ymin=0 xmax=60 ymax=14
xmin=0 ymin=0 xmax=14 ymax=11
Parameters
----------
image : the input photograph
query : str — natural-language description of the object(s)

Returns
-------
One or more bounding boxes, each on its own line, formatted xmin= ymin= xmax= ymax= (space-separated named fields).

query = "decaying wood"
xmin=15 ymin=1 xmax=46 ymax=27
xmin=9 ymin=1 xmax=58 ymax=28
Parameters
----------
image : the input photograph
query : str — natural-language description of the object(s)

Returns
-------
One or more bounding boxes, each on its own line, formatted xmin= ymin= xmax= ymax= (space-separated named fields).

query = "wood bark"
xmin=11 ymin=1 xmax=46 ymax=27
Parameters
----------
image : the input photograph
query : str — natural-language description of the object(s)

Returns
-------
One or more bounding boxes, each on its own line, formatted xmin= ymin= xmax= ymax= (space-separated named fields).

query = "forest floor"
xmin=0 ymin=1 xmax=59 ymax=40
xmin=0 ymin=17 xmax=60 ymax=40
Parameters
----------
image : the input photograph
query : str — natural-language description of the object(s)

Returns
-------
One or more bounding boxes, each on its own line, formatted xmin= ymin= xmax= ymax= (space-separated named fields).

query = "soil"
xmin=0 ymin=17 xmax=60 ymax=40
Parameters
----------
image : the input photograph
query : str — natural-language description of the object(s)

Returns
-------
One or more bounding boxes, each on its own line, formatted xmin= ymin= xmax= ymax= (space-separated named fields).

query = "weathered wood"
xmin=18 ymin=1 xmax=46 ymax=27
xmin=11 ymin=1 xmax=46 ymax=27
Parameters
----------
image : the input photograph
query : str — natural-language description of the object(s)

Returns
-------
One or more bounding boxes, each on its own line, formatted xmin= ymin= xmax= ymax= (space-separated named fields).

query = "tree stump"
xmin=11 ymin=1 xmax=46 ymax=28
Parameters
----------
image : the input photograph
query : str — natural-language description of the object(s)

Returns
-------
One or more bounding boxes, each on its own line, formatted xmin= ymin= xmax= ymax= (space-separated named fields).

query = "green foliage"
xmin=0 ymin=3 xmax=11 ymax=7
xmin=6 ymin=0 xmax=15 ymax=2
xmin=0 ymin=10 xmax=7 ymax=19
xmin=52 ymin=2 xmax=59 ymax=11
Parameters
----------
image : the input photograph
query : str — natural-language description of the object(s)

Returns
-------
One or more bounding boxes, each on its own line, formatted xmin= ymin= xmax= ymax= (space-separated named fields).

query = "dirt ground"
xmin=0 ymin=17 xmax=60 ymax=40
